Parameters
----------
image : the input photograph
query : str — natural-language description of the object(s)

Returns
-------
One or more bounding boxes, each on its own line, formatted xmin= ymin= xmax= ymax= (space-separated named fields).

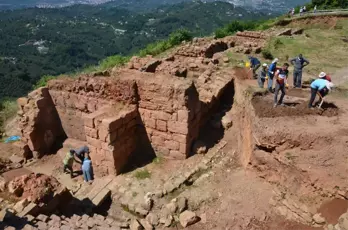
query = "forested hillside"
xmin=0 ymin=1 xmax=269 ymax=99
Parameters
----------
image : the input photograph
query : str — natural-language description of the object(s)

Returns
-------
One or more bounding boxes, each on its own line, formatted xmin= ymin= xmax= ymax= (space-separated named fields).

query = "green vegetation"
xmin=311 ymin=0 xmax=348 ymax=9
xmin=153 ymin=156 xmax=164 ymax=165
xmin=0 ymin=99 xmax=17 ymax=134
xmin=134 ymin=169 xmax=151 ymax=180
xmin=262 ymin=50 xmax=274 ymax=60
xmin=215 ymin=21 xmax=260 ymax=38
xmin=34 ymin=75 xmax=56 ymax=89
xmin=0 ymin=1 xmax=269 ymax=99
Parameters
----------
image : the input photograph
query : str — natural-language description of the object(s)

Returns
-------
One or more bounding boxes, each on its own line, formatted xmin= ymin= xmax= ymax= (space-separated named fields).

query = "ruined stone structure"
xmin=17 ymin=32 xmax=267 ymax=176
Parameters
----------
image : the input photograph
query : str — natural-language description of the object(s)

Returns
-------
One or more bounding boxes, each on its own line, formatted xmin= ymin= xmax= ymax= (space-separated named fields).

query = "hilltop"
xmin=0 ymin=1 xmax=270 ymax=99
xmin=0 ymin=12 xmax=348 ymax=230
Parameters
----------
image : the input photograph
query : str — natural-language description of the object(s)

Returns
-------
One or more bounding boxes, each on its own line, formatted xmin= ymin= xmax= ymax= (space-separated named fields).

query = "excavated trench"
xmin=238 ymin=85 xmax=347 ymax=229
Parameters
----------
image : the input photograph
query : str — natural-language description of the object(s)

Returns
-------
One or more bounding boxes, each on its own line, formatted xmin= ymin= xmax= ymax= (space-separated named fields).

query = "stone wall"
xmin=17 ymin=88 xmax=66 ymax=158
xmin=83 ymin=105 xmax=138 ymax=176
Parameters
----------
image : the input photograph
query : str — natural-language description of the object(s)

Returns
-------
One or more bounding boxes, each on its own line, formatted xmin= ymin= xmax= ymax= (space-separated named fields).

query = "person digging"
xmin=248 ymin=55 xmax=261 ymax=79
xmin=82 ymin=154 xmax=94 ymax=184
xmin=273 ymin=63 xmax=289 ymax=108
xmin=290 ymin=54 xmax=310 ymax=88
xmin=308 ymin=78 xmax=334 ymax=109
xmin=258 ymin=63 xmax=268 ymax=88
xmin=74 ymin=145 xmax=90 ymax=164
xmin=63 ymin=149 xmax=75 ymax=178
xmin=318 ymin=71 xmax=332 ymax=82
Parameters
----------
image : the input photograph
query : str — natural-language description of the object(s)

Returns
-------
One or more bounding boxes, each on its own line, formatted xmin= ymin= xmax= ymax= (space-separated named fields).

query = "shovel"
xmin=316 ymin=92 xmax=324 ymax=109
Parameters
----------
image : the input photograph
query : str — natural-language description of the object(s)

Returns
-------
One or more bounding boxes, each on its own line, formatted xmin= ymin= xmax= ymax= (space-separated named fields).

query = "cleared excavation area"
xmin=1 ymin=16 xmax=348 ymax=230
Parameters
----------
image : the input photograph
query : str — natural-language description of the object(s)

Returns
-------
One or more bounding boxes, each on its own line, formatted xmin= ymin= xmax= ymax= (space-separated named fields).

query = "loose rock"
xmin=130 ymin=219 xmax=143 ymax=230
xmin=179 ymin=211 xmax=200 ymax=227
xmin=313 ymin=213 xmax=326 ymax=225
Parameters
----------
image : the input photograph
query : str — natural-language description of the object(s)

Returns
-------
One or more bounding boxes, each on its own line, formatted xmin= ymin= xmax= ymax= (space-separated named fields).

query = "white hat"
xmin=319 ymin=72 xmax=326 ymax=78
xmin=272 ymin=58 xmax=279 ymax=63
xmin=326 ymin=82 xmax=334 ymax=91
xmin=262 ymin=63 xmax=268 ymax=67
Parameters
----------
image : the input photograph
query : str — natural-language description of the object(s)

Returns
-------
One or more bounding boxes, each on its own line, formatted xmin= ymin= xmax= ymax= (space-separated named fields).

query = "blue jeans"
xmin=83 ymin=169 xmax=93 ymax=182
xmin=258 ymin=77 xmax=266 ymax=88
xmin=274 ymin=82 xmax=286 ymax=104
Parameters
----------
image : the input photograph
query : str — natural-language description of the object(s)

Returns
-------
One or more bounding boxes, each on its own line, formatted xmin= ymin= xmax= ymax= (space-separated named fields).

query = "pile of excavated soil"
xmin=7 ymin=173 xmax=62 ymax=204
xmin=252 ymin=96 xmax=339 ymax=117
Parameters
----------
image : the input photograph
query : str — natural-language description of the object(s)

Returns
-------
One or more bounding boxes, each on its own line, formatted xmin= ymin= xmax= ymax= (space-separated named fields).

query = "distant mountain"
xmin=0 ymin=1 xmax=269 ymax=98
xmin=1 ymin=0 xmax=310 ymax=13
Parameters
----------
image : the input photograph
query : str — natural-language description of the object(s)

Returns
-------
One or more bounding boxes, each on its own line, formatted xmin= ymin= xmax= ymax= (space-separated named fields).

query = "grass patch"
xmin=0 ymin=99 xmax=18 ymax=134
xmin=153 ymin=156 xmax=164 ymax=165
xmin=132 ymin=191 xmax=138 ymax=197
xmin=134 ymin=169 xmax=151 ymax=180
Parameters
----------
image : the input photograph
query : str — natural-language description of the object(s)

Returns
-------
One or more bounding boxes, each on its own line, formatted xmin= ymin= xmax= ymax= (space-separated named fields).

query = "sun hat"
xmin=319 ymin=72 xmax=326 ymax=78
xmin=262 ymin=63 xmax=268 ymax=67
xmin=272 ymin=58 xmax=279 ymax=63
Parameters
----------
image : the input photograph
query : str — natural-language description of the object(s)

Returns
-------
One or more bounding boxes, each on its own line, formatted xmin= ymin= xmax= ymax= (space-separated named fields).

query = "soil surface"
xmin=252 ymin=94 xmax=339 ymax=117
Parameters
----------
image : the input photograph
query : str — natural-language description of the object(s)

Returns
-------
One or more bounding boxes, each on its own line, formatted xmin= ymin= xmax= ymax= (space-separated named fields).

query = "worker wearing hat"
xmin=258 ymin=63 xmax=268 ymax=88
xmin=318 ymin=72 xmax=332 ymax=82
xmin=308 ymin=77 xmax=334 ymax=108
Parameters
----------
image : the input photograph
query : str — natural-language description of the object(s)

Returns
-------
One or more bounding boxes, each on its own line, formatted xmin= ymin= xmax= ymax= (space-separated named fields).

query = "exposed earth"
xmin=0 ymin=14 xmax=348 ymax=230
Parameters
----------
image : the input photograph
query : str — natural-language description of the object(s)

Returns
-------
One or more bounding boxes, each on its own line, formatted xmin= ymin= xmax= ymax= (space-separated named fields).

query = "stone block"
xmin=144 ymin=117 xmax=156 ymax=129
xmin=92 ymin=188 xmax=111 ymax=206
xmin=172 ymin=134 xmax=187 ymax=144
xmin=86 ymin=137 xmax=102 ymax=149
xmin=98 ymin=126 xmax=109 ymax=142
xmin=83 ymin=114 xmax=95 ymax=128
xmin=178 ymin=110 xmax=189 ymax=122
xmin=9 ymin=155 xmax=25 ymax=164
xmin=151 ymin=111 xmax=171 ymax=121
xmin=102 ymin=117 xmax=123 ymax=132
xmin=167 ymin=121 xmax=188 ymax=135
xmin=156 ymin=120 xmax=167 ymax=132
xmin=18 ymin=202 xmax=37 ymax=217
xmin=151 ymin=136 xmax=165 ymax=146
xmin=179 ymin=211 xmax=199 ymax=227
xmin=85 ymin=127 xmax=98 ymax=139
xmin=169 ymin=150 xmax=186 ymax=160
xmin=37 ymin=214 xmax=49 ymax=222
xmin=165 ymin=140 xmax=179 ymax=151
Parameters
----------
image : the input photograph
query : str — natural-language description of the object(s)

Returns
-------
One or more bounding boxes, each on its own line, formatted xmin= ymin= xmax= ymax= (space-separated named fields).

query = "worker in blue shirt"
xmin=248 ymin=56 xmax=261 ymax=79
xmin=308 ymin=79 xmax=334 ymax=108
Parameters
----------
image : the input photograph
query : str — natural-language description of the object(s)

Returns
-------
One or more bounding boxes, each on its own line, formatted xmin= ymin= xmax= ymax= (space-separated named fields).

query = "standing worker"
xmin=248 ymin=56 xmax=261 ymax=79
xmin=82 ymin=154 xmax=94 ymax=184
xmin=290 ymin=54 xmax=310 ymax=88
xmin=308 ymin=78 xmax=334 ymax=108
xmin=63 ymin=150 xmax=75 ymax=178
xmin=273 ymin=63 xmax=289 ymax=108
xmin=258 ymin=63 xmax=268 ymax=88
xmin=268 ymin=58 xmax=279 ymax=93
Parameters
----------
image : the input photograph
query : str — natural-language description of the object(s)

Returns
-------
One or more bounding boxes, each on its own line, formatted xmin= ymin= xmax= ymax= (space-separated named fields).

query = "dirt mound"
xmin=252 ymin=96 xmax=339 ymax=117
xmin=7 ymin=173 xmax=62 ymax=204
xmin=233 ymin=67 xmax=253 ymax=80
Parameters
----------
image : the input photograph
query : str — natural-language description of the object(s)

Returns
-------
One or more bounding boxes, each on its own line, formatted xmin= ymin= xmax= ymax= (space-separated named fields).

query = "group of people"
xmin=63 ymin=145 xmax=94 ymax=183
xmin=248 ymin=54 xmax=334 ymax=109
xmin=289 ymin=5 xmax=317 ymax=17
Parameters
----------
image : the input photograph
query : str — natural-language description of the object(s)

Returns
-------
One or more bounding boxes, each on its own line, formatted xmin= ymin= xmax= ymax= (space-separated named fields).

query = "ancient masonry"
xmin=16 ymin=31 xmax=267 ymax=176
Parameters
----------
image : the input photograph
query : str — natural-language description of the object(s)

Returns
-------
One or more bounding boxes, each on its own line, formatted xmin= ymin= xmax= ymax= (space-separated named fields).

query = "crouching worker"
xmin=308 ymin=78 xmax=334 ymax=108
xmin=248 ymin=56 xmax=261 ymax=79
xmin=74 ymin=145 xmax=89 ymax=164
xmin=258 ymin=63 xmax=268 ymax=88
xmin=63 ymin=150 xmax=75 ymax=178
xmin=273 ymin=63 xmax=289 ymax=108
xmin=82 ymin=154 xmax=94 ymax=183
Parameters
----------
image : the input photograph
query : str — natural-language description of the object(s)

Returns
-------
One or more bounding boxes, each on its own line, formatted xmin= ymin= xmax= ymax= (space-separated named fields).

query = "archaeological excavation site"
xmin=1 ymin=17 xmax=348 ymax=230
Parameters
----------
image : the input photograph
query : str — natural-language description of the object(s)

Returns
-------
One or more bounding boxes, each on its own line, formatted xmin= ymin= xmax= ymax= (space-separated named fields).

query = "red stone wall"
xmin=83 ymin=105 xmax=138 ymax=176
xmin=17 ymin=88 xmax=66 ymax=157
